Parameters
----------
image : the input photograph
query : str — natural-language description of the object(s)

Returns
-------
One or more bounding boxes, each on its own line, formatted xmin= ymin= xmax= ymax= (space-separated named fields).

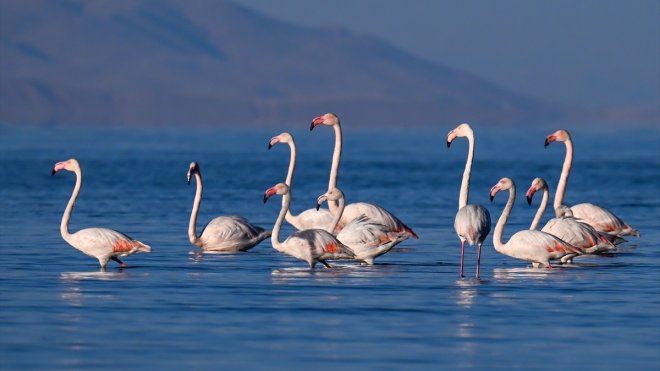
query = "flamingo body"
xmin=187 ymin=162 xmax=270 ymax=252
xmin=52 ymin=159 xmax=151 ymax=270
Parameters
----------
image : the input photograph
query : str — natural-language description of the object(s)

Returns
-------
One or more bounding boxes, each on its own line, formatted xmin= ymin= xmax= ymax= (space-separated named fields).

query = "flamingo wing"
xmin=291 ymin=208 xmax=334 ymax=230
xmin=286 ymin=229 xmax=355 ymax=261
xmin=570 ymin=203 xmax=638 ymax=236
xmin=201 ymin=216 xmax=266 ymax=243
xmin=340 ymin=202 xmax=418 ymax=238
xmin=542 ymin=217 xmax=616 ymax=253
xmin=70 ymin=227 xmax=151 ymax=258
xmin=454 ymin=204 xmax=491 ymax=246
xmin=508 ymin=230 xmax=582 ymax=263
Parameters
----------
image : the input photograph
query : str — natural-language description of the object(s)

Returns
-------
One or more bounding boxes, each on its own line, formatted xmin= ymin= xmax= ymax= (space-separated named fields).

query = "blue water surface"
xmin=1 ymin=123 xmax=659 ymax=369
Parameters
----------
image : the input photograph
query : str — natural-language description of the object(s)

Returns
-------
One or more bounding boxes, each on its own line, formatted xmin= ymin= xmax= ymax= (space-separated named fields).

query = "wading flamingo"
xmin=545 ymin=130 xmax=639 ymax=237
xmin=490 ymin=178 xmax=584 ymax=268
xmin=263 ymin=183 xmax=355 ymax=268
xmin=187 ymin=162 xmax=270 ymax=252
xmin=526 ymin=177 xmax=617 ymax=254
xmin=310 ymin=113 xmax=418 ymax=239
xmin=268 ymin=132 xmax=334 ymax=230
xmin=316 ymin=188 xmax=407 ymax=265
xmin=52 ymin=159 xmax=151 ymax=270
xmin=447 ymin=123 xmax=491 ymax=278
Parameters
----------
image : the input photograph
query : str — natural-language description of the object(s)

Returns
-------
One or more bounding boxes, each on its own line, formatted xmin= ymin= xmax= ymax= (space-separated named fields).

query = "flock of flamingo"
xmin=52 ymin=113 xmax=640 ymax=275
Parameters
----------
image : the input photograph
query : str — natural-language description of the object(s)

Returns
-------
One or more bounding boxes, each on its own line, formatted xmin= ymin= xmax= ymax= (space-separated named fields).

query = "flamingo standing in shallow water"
xmin=268 ymin=132 xmax=334 ymax=230
xmin=545 ymin=129 xmax=639 ymax=237
xmin=263 ymin=183 xmax=355 ymax=268
xmin=52 ymin=159 xmax=151 ymax=270
xmin=447 ymin=123 xmax=491 ymax=278
xmin=526 ymin=177 xmax=617 ymax=254
xmin=490 ymin=178 xmax=584 ymax=268
xmin=187 ymin=162 xmax=270 ymax=252
xmin=310 ymin=113 xmax=418 ymax=240
xmin=316 ymin=187 xmax=407 ymax=265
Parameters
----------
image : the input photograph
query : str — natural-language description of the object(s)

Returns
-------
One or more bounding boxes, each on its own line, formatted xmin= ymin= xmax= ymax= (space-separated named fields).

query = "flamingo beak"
xmin=187 ymin=172 xmax=192 ymax=185
xmin=489 ymin=185 xmax=500 ymax=202
xmin=316 ymin=194 xmax=327 ymax=210
xmin=268 ymin=137 xmax=279 ymax=150
xmin=51 ymin=168 xmax=57 ymax=176
xmin=446 ymin=130 xmax=456 ymax=148
xmin=310 ymin=116 xmax=324 ymax=131
xmin=316 ymin=203 xmax=321 ymax=211
xmin=526 ymin=187 xmax=536 ymax=205
xmin=263 ymin=187 xmax=277 ymax=203
xmin=51 ymin=162 xmax=66 ymax=176
xmin=544 ymin=134 xmax=557 ymax=148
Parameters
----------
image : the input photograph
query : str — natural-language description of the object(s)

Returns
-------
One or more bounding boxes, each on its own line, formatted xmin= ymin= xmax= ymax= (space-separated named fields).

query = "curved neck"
xmin=493 ymin=186 xmax=516 ymax=252
xmin=271 ymin=192 xmax=290 ymax=253
xmin=554 ymin=138 xmax=573 ymax=210
xmin=188 ymin=173 xmax=203 ymax=246
xmin=325 ymin=196 xmax=346 ymax=233
xmin=530 ymin=187 xmax=549 ymax=230
xmin=61 ymin=168 xmax=82 ymax=242
xmin=284 ymin=140 xmax=299 ymax=224
xmin=327 ymin=123 xmax=342 ymax=214
xmin=458 ymin=131 xmax=475 ymax=209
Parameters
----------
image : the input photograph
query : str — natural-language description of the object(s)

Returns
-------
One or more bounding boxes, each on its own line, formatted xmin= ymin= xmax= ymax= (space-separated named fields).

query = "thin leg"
xmin=319 ymin=260 xmax=332 ymax=268
xmin=111 ymin=256 xmax=127 ymax=267
xmin=476 ymin=243 xmax=482 ymax=279
xmin=459 ymin=240 xmax=465 ymax=277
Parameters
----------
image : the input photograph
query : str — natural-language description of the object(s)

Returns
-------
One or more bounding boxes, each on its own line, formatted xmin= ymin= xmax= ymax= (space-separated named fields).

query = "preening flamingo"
xmin=447 ymin=123 xmax=491 ymax=278
xmin=526 ymin=177 xmax=617 ymax=254
xmin=187 ymin=162 xmax=270 ymax=252
xmin=316 ymin=188 xmax=407 ymax=265
xmin=52 ymin=159 xmax=151 ymax=270
xmin=490 ymin=177 xmax=584 ymax=268
xmin=263 ymin=183 xmax=355 ymax=268
xmin=310 ymin=113 xmax=418 ymax=239
xmin=545 ymin=130 xmax=639 ymax=237
xmin=268 ymin=132 xmax=334 ymax=230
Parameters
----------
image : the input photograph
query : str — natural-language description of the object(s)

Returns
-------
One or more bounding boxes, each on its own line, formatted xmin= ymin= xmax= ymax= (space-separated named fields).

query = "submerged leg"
xmin=111 ymin=256 xmax=127 ymax=267
xmin=318 ymin=260 xmax=332 ymax=268
xmin=476 ymin=243 xmax=482 ymax=279
xmin=459 ymin=240 xmax=465 ymax=277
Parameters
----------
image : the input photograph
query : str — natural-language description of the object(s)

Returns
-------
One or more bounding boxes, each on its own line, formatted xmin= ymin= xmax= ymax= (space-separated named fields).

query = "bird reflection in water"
xmin=492 ymin=267 xmax=556 ymax=282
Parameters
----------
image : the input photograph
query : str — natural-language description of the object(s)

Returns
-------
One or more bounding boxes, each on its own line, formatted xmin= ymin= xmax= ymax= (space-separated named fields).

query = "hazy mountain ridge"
xmin=1 ymin=0 xmax=563 ymax=126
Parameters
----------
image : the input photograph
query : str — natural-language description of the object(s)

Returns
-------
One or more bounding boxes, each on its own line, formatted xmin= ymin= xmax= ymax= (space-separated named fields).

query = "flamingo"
xmin=51 ymin=159 xmax=151 ymax=270
xmin=489 ymin=177 xmax=584 ymax=268
xmin=545 ymin=129 xmax=640 ymax=237
xmin=447 ymin=123 xmax=492 ymax=278
xmin=526 ymin=177 xmax=617 ymax=254
xmin=316 ymin=188 xmax=407 ymax=265
xmin=263 ymin=183 xmax=355 ymax=268
xmin=309 ymin=113 xmax=418 ymax=239
xmin=187 ymin=162 xmax=270 ymax=252
xmin=268 ymin=132 xmax=334 ymax=230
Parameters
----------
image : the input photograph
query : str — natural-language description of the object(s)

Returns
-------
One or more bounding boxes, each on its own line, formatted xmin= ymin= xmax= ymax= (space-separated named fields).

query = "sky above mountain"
xmin=235 ymin=0 xmax=660 ymax=109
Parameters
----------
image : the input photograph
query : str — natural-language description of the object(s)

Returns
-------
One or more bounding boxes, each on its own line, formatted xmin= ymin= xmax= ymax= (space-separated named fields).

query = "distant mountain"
xmin=0 ymin=0 xmax=559 ymax=127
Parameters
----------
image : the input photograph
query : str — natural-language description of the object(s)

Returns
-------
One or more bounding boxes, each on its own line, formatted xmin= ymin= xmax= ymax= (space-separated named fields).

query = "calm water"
xmin=1 ymin=123 xmax=659 ymax=369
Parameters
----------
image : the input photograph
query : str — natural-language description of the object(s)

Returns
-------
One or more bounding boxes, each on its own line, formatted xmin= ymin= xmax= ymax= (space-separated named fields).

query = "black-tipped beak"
xmin=263 ymin=194 xmax=269 ymax=204
xmin=316 ymin=203 xmax=321 ymax=211
xmin=310 ymin=122 xmax=315 ymax=131
xmin=51 ymin=169 xmax=56 ymax=176
xmin=446 ymin=141 xmax=451 ymax=148
xmin=526 ymin=195 xmax=533 ymax=205
xmin=490 ymin=195 xmax=495 ymax=202
xmin=268 ymin=142 xmax=273 ymax=150
xmin=544 ymin=138 xmax=550 ymax=148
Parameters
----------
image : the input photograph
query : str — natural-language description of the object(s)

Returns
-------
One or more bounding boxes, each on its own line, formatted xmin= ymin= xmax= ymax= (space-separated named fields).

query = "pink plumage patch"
xmin=112 ymin=240 xmax=139 ymax=253
xmin=325 ymin=242 xmax=338 ymax=254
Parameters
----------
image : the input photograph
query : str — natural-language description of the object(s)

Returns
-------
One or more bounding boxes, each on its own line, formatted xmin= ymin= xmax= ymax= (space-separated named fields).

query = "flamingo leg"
xmin=111 ymin=256 xmax=127 ymax=267
xmin=476 ymin=243 xmax=482 ymax=279
xmin=459 ymin=240 xmax=465 ymax=277
xmin=319 ymin=260 xmax=332 ymax=268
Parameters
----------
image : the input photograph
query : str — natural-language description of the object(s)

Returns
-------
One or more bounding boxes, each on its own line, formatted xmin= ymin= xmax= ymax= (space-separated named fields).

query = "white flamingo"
xmin=52 ymin=159 xmax=151 ymax=270
xmin=263 ymin=183 xmax=355 ymax=268
xmin=447 ymin=123 xmax=491 ymax=278
xmin=310 ymin=113 xmax=418 ymax=239
xmin=316 ymin=188 xmax=407 ymax=265
xmin=490 ymin=177 xmax=584 ymax=268
xmin=268 ymin=132 xmax=334 ymax=230
xmin=187 ymin=162 xmax=270 ymax=252
xmin=526 ymin=177 xmax=617 ymax=254
xmin=545 ymin=129 xmax=639 ymax=237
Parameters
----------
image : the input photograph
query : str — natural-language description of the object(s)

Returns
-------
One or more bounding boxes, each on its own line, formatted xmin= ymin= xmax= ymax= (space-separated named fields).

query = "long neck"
xmin=271 ymin=193 xmax=290 ymax=253
xmin=493 ymin=186 xmax=516 ymax=253
xmin=61 ymin=168 xmax=82 ymax=242
xmin=284 ymin=141 xmax=299 ymax=223
xmin=530 ymin=187 xmax=549 ymax=230
xmin=326 ymin=196 xmax=346 ymax=233
xmin=188 ymin=173 xmax=203 ymax=246
xmin=554 ymin=138 xmax=573 ymax=210
xmin=327 ymin=123 xmax=342 ymax=214
xmin=458 ymin=131 xmax=475 ymax=209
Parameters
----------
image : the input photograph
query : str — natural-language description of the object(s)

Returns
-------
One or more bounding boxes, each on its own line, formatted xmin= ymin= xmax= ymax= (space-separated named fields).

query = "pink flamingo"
xmin=263 ymin=183 xmax=355 ymax=268
xmin=545 ymin=130 xmax=639 ymax=237
xmin=447 ymin=123 xmax=491 ymax=278
xmin=316 ymin=188 xmax=407 ymax=265
xmin=52 ymin=159 xmax=151 ymax=270
xmin=526 ymin=177 xmax=617 ymax=254
xmin=187 ymin=162 xmax=270 ymax=252
xmin=268 ymin=132 xmax=334 ymax=230
xmin=310 ymin=113 xmax=418 ymax=239
xmin=490 ymin=177 xmax=584 ymax=268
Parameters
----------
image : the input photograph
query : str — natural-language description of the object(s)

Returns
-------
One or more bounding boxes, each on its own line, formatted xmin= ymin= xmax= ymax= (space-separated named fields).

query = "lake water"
xmin=1 ymin=123 xmax=659 ymax=369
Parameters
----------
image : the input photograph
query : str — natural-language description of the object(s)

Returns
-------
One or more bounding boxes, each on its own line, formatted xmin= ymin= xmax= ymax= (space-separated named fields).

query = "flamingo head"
xmin=526 ymin=177 xmax=547 ymax=205
xmin=446 ymin=122 xmax=473 ymax=148
xmin=490 ymin=177 xmax=513 ymax=202
xmin=51 ymin=158 xmax=80 ymax=175
xmin=554 ymin=205 xmax=573 ymax=218
xmin=187 ymin=162 xmax=200 ymax=184
xmin=310 ymin=112 xmax=339 ymax=131
xmin=268 ymin=132 xmax=293 ymax=149
xmin=316 ymin=187 xmax=344 ymax=210
xmin=544 ymin=129 xmax=570 ymax=147
xmin=263 ymin=183 xmax=289 ymax=203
